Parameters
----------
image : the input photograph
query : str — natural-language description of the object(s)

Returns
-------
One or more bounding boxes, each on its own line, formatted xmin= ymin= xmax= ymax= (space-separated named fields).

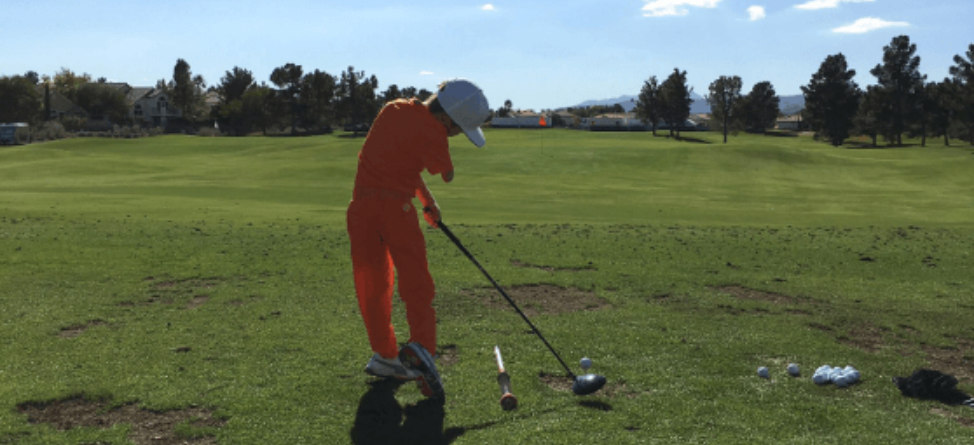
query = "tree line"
xmin=2 ymin=35 xmax=973 ymax=145
xmin=631 ymin=35 xmax=974 ymax=147
xmin=0 ymin=60 xmax=434 ymax=137
xmin=632 ymin=67 xmax=780 ymax=142
xmin=804 ymin=36 xmax=974 ymax=147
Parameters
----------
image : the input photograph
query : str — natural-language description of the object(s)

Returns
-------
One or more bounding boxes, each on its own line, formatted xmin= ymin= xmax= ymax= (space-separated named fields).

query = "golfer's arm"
xmin=415 ymin=169 xmax=452 ymax=207
xmin=415 ymin=179 xmax=435 ymax=209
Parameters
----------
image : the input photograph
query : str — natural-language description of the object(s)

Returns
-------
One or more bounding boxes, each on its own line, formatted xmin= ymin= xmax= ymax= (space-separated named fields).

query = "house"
xmin=132 ymin=89 xmax=181 ymax=127
xmin=582 ymin=113 xmax=648 ymax=131
xmin=490 ymin=111 xmax=549 ymax=128
xmin=35 ymin=84 xmax=86 ymax=121
xmin=776 ymin=114 xmax=804 ymax=131
xmin=104 ymin=83 xmax=182 ymax=127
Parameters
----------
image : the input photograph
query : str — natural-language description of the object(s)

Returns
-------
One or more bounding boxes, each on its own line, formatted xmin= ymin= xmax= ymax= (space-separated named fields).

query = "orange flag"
xmin=539 ymin=115 xmax=547 ymax=127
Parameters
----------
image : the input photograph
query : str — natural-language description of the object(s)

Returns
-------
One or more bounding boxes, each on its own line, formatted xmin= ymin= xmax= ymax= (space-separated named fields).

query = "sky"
xmin=3 ymin=0 xmax=972 ymax=111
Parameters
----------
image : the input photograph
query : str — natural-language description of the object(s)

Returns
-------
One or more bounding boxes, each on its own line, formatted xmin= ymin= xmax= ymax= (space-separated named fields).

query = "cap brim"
xmin=462 ymin=126 xmax=486 ymax=148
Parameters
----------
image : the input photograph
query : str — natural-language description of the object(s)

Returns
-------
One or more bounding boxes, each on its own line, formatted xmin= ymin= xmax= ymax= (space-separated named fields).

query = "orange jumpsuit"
xmin=346 ymin=99 xmax=453 ymax=359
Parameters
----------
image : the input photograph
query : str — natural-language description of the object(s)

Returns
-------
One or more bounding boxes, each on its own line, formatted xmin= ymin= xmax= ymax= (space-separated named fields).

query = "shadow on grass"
xmin=578 ymin=400 xmax=613 ymax=411
xmin=676 ymin=135 xmax=711 ymax=144
xmin=762 ymin=130 xmax=799 ymax=138
xmin=350 ymin=379 xmax=496 ymax=444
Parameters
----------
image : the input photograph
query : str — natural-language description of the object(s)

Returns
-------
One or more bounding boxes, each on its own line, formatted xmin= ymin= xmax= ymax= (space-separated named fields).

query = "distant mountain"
xmin=570 ymin=93 xmax=804 ymax=115
xmin=779 ymin=95 xmax=805 ymax=115
xmin=573 ymin=95 xmax=639 ymax=111
xmin=572 ymin=92 xmax=710 ymax=114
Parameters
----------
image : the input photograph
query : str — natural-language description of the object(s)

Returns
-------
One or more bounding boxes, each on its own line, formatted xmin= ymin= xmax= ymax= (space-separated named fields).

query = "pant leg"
xmin=384 ymin=202 xmax=437 ymax=355
xmin=347 ymin=198 xmax=399 ymax=359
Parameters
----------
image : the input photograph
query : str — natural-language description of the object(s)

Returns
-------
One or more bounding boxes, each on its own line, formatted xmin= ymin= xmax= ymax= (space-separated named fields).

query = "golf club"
xmin=437 ymin=220 xmax=607 ymax=396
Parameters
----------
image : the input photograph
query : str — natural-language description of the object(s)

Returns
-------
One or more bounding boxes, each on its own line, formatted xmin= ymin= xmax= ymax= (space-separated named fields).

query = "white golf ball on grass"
xmin=580 ymin=357 xmax=592 ymax=371
xmin=787 ymin=363 xmax=800 ymax=377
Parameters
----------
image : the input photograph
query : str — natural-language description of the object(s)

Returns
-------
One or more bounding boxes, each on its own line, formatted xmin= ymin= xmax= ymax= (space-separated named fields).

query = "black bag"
xmin=893 ymin=369 xmax=974 ymax=407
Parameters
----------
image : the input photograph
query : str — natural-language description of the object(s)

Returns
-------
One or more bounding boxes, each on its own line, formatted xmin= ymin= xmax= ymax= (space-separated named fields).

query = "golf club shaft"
xmin=438 ymin=221 xmax=576 ymax=379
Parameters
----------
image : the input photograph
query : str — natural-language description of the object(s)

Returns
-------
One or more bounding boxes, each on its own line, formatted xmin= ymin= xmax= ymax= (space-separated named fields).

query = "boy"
xmin=347 ymin=79 xmax=490 ymax=397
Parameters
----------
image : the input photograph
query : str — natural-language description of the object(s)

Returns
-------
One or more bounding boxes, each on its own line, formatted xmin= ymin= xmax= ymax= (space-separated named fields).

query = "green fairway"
xmin=1 ymin=131 xmax=973 ymax=444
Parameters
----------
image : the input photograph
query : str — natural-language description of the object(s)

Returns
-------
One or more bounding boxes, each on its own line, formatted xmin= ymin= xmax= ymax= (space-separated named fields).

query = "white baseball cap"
xmin=438 ymin=79 xmax=490 ymax=147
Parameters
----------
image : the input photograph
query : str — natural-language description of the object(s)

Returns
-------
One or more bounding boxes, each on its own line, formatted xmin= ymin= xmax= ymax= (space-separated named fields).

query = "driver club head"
xmin=572 ymin=373 xmax=607 ymax=395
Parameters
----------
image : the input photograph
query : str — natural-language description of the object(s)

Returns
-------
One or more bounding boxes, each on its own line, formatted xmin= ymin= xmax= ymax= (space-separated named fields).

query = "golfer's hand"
xmin=422 ymin=205 xmax=441 ymax=228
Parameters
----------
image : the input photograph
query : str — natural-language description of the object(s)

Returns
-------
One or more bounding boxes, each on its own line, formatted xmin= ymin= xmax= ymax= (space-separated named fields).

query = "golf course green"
xmin=1 ymin=130 xmax=972 ymax=443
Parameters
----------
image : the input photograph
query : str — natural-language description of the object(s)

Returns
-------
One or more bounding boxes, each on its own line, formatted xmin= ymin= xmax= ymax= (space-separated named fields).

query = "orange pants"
xmin=347 ymin=192 xmax=436 ymax=359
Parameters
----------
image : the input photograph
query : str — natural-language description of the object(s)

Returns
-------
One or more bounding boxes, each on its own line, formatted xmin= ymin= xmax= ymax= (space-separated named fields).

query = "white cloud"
xmin=795 ymin=0 xmax=874 ymax=11
xmin=481 ymin=4 xmax=495 ymax=11
xmin=747 ymin=5 xmax=766 ymax=21
xmin=419 ymin=70 xmax=435 ymax=76
xmin=833 ymin=17 xmax=909 ymax=33
xmin=642 ymin=0 xmax=721 ymax=17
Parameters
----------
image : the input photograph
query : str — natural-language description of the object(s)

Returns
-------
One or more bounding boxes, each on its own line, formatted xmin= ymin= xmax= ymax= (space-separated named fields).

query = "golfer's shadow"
xmin=350 ymin=378 xmax=462 ymax=445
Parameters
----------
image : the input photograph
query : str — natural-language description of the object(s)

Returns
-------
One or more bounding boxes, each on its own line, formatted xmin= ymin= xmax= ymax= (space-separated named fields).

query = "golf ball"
xmin=580 ymin=357 xmax=592 ymax=370
xmin=757 ymin=366 xmax=769 ymax=378
xmin=787 ymin=363 xmax=800 ymax=377
xmin=812 ymin=365 xmax=833 ymax=385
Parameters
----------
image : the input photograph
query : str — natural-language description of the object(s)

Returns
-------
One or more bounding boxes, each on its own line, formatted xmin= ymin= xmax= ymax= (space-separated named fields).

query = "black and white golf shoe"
xmin=399 ymin=342 xmax=445 ymax=400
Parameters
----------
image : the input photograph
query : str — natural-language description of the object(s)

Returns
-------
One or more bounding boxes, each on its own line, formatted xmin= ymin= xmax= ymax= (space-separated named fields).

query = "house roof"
xmin=34 ymin=85 xmax=86 ymax=115
xmin=125 ymin=87 xmax=155 ymax=104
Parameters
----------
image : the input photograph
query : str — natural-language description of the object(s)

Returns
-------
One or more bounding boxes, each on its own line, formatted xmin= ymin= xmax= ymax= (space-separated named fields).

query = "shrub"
xmin=197 ymin=127 xmax=222 ymax=137
xmin=14 ymin=126 xmax=31 ymax=144
xmin=32 ymin=121 xmax=68 ymax=142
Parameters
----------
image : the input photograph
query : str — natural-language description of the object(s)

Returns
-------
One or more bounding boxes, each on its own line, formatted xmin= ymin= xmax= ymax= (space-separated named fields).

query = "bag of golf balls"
xmin=812 ymin=365 xmax=861 ymax=387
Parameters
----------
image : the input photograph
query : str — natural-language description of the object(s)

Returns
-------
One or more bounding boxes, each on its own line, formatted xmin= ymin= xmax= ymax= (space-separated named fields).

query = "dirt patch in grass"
xmin=510 ymin=259 xmax=597 ymax=273
xmin=185 ymin=295 xmax=210 ymax=309
xmin=462 ymin=284 xmax=608 ymax=316
xmin=921 ymin=337 xmax=974 ymax=381
xmin=930 ymin=407 xmax=974 ymax=428
xmin=711 ymin=285 xmax=803 ymax=305
xmin=17 ymin=395 xmax=225 ymax=444
xmin=538 ymin=373 xmax=634 ymax=399
xmin=837 ymin=323 xmax=887 ymax=353
xmin=58 ymin=319 xmax=108 ymax=338
xmin=437 ymin=344 xmax=460 ymax=367
xmin=119 ymin=276 xmax=228 ymax=309
xmin=147 ymin=276 xmax=223 ymax=291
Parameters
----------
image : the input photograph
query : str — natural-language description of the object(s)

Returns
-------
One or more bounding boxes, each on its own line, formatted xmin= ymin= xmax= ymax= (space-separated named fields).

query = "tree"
xmin=337 ymin=66 xmax=379 ymax=133
xmin=707 ymin=75 xmax=742 ymax=143
xmin=949 ymin=43 xmax=974 ymax=144
xmin=217 ymin=67 xmax=255 ymax=104
xmin=869 ymin=35 xmax=925 ymax=146
xmin=169 ymin=59 xmax=207 ymax=124
xmin=379 ymin=84 xmax=402 ymax=103
xmin=659 ymin=68 xmax=693 ymax=138
xmin=74 ymin=82 xmax=130 ymax=124
xmin=396 ymin=87 xmax=432 ymax=102
xmin=52 ymin=67 xmax=91 ymax=102
xmin=270 ymin=63 xmax=304 ymax=135
xmin=0 ymin=75 xmax=41 ymax=124
xmin=299 ymin=69 xmax=337 ymax=133
xmin=634 ymin=76 xmax=661 ymax=135
xmin=921 ymin=79 xmax=958 ymax=146
xmin=855 ymin=86 xmax=884 ymax=147
xmin=23 ymin=71 xmax=40 ymax=85
xmin=213 ymin=67 xmax=257 ymax=136
xmin=498 ymin=99 xmax=514 ymax=118
xmin=740 ymin=81 xmax=780 ymax=133
xmin=242 ymin=85 xmax=274 ymax=135
xmin=802 ymin=53 xmax=861 ymax=146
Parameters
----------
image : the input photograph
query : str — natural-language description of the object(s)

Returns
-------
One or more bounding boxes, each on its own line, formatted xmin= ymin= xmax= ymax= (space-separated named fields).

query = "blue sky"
xmin=3 ymin=0 xmax=972 ymax=110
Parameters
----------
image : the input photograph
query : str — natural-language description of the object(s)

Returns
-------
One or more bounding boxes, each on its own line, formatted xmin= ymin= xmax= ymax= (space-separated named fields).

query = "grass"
xmin=1 ymin=130 xmax=973 ymax=443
